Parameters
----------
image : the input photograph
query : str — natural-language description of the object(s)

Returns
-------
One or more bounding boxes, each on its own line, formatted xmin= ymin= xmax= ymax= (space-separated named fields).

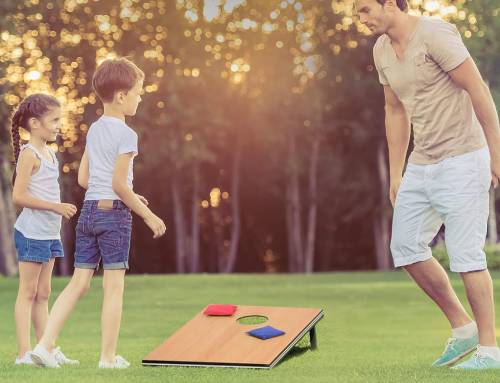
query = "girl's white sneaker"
xmin=15 ymin=352 xmax=36 ymax=366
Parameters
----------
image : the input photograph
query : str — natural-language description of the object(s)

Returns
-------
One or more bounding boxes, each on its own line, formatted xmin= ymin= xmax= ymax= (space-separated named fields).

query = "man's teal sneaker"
xmin=432 ymin=334 xmax=479 ymax=367
xmin=451 ymin=348 xmax=500 ymax=370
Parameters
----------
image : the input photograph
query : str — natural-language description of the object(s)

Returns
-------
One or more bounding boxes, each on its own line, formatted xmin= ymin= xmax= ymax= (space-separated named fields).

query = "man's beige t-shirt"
xmin=373 ymin=16 xmax=486 ymax=165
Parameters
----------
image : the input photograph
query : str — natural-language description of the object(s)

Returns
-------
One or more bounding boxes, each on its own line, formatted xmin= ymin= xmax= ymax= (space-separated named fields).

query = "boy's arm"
xmin=78 ymin=149 xmax=89 ymax=189
xmin=384 ymin=85 xmax=411 ymax=207
xmin=112 ymin=153 xmax=166 ymax=238
xmin=13 ymin=150 xmax=77 ymax=219
xmin=448 ymin=57 xmax=500 ymax=187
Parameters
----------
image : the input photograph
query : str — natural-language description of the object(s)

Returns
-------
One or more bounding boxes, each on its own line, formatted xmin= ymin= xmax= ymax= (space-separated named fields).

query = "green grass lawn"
xmin=1 ymin=272 xmax=500 ymax=382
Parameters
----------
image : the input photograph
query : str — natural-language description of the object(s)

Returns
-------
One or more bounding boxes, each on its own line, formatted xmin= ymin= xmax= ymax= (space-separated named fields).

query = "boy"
xmin=31 ymin=57 xmax=166 ymax=368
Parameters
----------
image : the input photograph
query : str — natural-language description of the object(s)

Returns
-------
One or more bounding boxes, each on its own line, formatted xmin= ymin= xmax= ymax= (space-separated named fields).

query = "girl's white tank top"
xmin=14 ymin=144 xmax=62 ymax=240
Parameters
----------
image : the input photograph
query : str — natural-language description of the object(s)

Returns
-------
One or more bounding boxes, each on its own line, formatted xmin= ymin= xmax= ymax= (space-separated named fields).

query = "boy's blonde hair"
xmin=92 ymin=57 xmax=144 ymax=103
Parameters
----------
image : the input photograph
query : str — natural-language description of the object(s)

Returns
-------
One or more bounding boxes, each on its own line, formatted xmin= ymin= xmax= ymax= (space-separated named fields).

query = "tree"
xmin=0 ymin=0 xmax=21 ymax=276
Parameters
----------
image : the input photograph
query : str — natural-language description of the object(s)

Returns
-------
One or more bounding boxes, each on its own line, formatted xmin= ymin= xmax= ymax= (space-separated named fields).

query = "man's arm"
xmin=448 ymin=57 xmax=500 ymax=187
xmin=384 ymin=85 xmax=411 ymax=207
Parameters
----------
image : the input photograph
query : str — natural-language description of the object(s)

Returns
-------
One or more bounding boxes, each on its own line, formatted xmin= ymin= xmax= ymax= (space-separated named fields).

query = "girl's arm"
xmin=12 ymin=149 xmax=77 ymax=219
xmin=78 ymin=149 xmax=89 ymax=189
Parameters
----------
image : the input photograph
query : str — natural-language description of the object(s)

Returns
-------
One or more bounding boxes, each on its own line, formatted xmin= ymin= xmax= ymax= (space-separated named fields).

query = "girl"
xmin=11 ymin=93 xmax=78 ymax=366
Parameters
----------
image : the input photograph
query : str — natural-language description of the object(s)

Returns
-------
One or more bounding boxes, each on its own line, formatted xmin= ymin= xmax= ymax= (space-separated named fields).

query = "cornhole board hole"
xmin=142 ymin=305 xmax=324 ymax=369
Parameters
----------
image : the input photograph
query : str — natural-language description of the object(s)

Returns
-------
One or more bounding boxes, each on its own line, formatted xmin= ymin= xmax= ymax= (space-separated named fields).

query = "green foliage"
xmin=452 ymin=0 xmax=500 ymax=108
xmin=433 ymin=244 xmax=500 ymax=270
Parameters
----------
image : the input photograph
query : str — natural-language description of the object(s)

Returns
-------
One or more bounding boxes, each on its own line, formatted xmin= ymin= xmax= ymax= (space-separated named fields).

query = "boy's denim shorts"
xmin=74 ymin=200 xmax=132 ymax=270
xmin=14 ymin=229 xmax=64 ymax=263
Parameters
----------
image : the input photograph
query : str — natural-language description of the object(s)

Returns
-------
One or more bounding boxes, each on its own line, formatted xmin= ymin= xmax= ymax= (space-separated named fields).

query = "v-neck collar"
xmin=388 ymin=16 xmax=422 ymax=61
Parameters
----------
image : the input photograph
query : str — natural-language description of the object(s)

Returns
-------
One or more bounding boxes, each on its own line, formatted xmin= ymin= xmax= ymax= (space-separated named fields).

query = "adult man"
xmin=356 ymin=0 xmax=500 ymax=369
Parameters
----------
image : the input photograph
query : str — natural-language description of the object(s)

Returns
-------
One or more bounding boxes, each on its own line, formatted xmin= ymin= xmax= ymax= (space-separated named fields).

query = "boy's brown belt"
xmin=97 ymin=199 xmax=114 ymax=210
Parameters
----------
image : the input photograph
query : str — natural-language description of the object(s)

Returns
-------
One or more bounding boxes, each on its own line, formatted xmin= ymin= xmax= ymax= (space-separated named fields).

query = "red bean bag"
xmin=203 ymin=304 xmax=237 ymax=316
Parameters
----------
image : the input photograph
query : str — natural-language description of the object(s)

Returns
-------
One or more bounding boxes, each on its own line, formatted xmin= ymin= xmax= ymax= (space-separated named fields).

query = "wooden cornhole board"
xmin=142 ymin=305 xmax=324 ymax=369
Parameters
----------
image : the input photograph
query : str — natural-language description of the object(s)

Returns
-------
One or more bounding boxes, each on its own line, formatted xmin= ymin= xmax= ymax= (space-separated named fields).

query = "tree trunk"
xmin=0 ymin=156 xmax=17 ymax=276
xmin=374 ymin=142 xmax=392 ymax=270
xmin=286 ymin=128 xmax=304 ymax=272
xmin=211 ymin=206 xmax=225 ymax=272
xmin=224 ymin=143 xmax=242 ymax=273
xmin=304 ymin=135 xmax=320 ymax=273
xmin=57 ymin=176 xmax=74 ymax=276
xmin=189 ymin=163 xmax=201 ymax=273
xmin=58 ymin=218 xmax=73 ymax=276
xmin=285 ymin=187 xmax=295 ymax=272
xmin=172 ymin=171 xmax=187 ymax=273
xmin=485 ymin=80 xmax=497 ymax=245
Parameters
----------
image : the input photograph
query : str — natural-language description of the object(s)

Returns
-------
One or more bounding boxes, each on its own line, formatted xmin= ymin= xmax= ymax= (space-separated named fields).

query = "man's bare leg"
xmin=461 ymin=270 xmax=497 ymax=346
xmin=404 ymin=258 xmax=472 ymax=327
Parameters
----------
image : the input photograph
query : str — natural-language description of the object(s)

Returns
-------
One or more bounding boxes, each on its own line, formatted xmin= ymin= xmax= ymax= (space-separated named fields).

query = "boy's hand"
xmin=136 ymin=194 xmax=149 ymax=205
xmin=144 ymin=213 xmax=166 ymax=238
xmin=53 ymin=203 xmax=77 ymax=219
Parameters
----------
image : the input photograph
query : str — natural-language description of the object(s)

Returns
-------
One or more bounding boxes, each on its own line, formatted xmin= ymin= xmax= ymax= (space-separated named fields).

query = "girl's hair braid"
xmin=11 ymin=93 xmax=60 ymax=184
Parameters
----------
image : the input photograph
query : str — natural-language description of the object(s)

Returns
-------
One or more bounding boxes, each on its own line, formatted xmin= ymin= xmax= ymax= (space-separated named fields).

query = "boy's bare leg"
xmin=39 ymin=268 xmax=95 ymax=350
xmin=100 ymin=269 xmax=126 ymax=363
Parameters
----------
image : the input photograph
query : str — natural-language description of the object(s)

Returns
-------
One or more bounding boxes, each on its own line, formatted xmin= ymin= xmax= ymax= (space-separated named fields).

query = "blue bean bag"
xmin=247 ymin=326 xmax=285 ymax=340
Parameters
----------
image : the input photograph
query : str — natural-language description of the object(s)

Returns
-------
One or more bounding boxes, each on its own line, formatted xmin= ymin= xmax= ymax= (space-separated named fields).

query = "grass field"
xmin=1 ymin=272 xmax=500 ymax=382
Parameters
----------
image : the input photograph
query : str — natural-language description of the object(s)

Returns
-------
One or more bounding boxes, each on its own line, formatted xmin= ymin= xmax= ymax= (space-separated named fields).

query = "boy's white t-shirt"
xmin=85 ymin=115 xmax=138 ymax=201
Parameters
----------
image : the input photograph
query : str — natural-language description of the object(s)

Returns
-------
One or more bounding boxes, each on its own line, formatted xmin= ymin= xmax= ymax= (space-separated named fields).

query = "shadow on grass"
xmin=276 ymin=333 xmax=314 ymax=367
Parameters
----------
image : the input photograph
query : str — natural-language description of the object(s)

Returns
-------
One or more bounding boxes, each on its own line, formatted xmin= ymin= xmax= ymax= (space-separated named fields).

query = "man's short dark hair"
xmin=376 ymin=0 xmax=408 ymax=12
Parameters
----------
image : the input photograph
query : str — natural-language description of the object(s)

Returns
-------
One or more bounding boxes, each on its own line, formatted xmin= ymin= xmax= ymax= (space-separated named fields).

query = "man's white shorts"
xmin=391 ymin=147 xmax=491 ymax=273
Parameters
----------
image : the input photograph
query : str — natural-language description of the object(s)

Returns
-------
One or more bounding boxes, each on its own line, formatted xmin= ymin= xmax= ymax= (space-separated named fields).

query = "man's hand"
xmin=389 ymin=177 xmax=402 ymax=208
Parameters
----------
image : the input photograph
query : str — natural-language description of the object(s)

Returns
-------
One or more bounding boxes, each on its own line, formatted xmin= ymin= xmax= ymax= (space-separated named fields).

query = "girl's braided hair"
xmin=11 ymin=93 xmax=60 ymax=183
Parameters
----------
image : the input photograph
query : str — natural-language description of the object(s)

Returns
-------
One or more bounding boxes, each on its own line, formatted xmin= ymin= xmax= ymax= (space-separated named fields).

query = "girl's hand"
xmin=136 ymin=194 xmax=149 ymax=206
xmin=53 ymin=203 xmax=77 ymax=219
